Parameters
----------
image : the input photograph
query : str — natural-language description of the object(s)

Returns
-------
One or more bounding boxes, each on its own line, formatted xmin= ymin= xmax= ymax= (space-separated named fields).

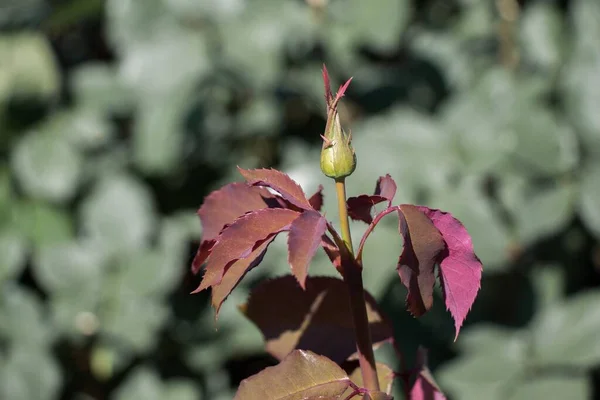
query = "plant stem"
xmin=334 ymin=178 xmax=380 ymax=392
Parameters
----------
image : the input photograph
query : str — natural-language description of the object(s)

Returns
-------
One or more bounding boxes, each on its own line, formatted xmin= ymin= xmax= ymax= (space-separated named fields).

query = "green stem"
xmin=334 ymin=178 xmax=380 ymax=392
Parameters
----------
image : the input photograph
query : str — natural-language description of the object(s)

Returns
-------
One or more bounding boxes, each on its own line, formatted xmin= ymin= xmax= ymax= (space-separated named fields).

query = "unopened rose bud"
xmin=320 ymin=66 xmax=356 ymax=180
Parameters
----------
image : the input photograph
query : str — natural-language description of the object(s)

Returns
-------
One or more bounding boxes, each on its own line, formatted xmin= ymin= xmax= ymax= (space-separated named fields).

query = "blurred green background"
xmin=1 ymin=0 xmax=600 ymax=399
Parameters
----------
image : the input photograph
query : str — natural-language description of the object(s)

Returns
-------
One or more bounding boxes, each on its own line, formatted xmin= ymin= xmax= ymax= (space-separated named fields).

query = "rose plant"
xmin=190 ymin=66 xmax=483 ymax=399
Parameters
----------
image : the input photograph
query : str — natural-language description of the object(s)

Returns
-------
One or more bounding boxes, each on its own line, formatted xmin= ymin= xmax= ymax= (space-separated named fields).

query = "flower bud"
xmin=320 ymin=66 xmax=356 ymax=180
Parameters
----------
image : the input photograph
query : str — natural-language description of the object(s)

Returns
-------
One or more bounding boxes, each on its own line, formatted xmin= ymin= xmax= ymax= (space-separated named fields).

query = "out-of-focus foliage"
xmin=1 ymin=0 xmax=599 ymax=399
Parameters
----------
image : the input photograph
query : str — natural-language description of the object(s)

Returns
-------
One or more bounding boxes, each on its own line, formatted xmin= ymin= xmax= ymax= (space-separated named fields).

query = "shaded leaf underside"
xmin=241 ymin=276 xmax=393 ymax=364
xmin=397 ymin=204 xmax=446 ymax=317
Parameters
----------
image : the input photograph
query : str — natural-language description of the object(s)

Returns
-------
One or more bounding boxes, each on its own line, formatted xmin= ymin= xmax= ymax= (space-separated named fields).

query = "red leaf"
xmin=195 ymin=208 xmax=300 ymax=292
xmin=374 ymin=174 xmax=397 ymax=205
xmin=238 ymin=167 xmax=312 ymax=210
xmin=234 ymin=350 xmax=352 ymax=400
xmin=308 ymin=185 xmax=324 ymax=211
xmin=416 ymin=207 xmax=483 ymax=340
xmin=192 ymin=183 xmax=276 ymax=274
xmin=210 ymin=235 xmax=274 ymax=314
xmin=410 ymin=348 xmax=446 ymax=400
xmin=347 ymin=175 xmax=397 ymax=224
xmin=240 ymin=276 xmax=393 ymax=364
xmin=397 ymin=205 xmax=446 ymax=317
xmin=287 ymin=211 xmax=328 ymax=288
xmin=347 ymin=195 xmax=387 ymax=224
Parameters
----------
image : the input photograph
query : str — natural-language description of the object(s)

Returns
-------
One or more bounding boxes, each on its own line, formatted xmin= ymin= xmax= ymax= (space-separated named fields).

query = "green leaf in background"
xmin=101 ymin=295 xmax=169 ymax=352
xmin=236 ymin=97 xmax=281 ymax=138
xmin=79 ymin=174 xmax=156 ymax=255
xmin=70 ymin=63 xmax=134 ymax=114
xmin=437 ymin=352 xmax=523 ymax=400
xmin=438 ymin=326 xmax=527 ymax=400
xmin=162 ymin=380 xmax=202 ymax=400
xmin=531 ymin=290 xmax=600 ymax=368
xmin=410 ymin=29 xmax=476 ymax=90
xmin=0 ymin=32 xmax=59 ymax=103
xmin=0 ymin=284 xmax=54 ymax=348
xmin=429 ymin=177 xmax=512 ymax=270
xmin=0 ymin=229 xmax=27 ymax=283
xmin=519 ymin=2 xmax=564 ymax=73
xmin=531 ymin=264 xmax=565 ymax=312
xmin=105 ymin=0 xmax=165 ymax=53
xmin=509 ymin=106 xmax=579 ymax=177
xmin=220 ymin=1 xmax=304 ymax=89
xmin=117 ymin=25 xmax=210 ymax=100
xmin=579 ymin=161 xmax=600 ymax=239
xmin=133 ymin=95 xmax=188 ymax=175
xmin=112 ymin=368 xmax=162 ymax=400
xmin=455 ymin=324 xmax=528 ymax=358
xmin=328 ymin=0 xmax=410 ymax=52
xmin=163 ymin=0 xmax=244 ymax=21
xmin=12 ymin=200 xmax=74 ymax=247
xmin=55 ymin=109 xmax=115 ymax=151
xmin=33 ymin=240 xmax=105 ymax=295
xmin=11 ymin=130 xmax=82 ymax=203
xmin=113 ymin=367 xmax=201 ymax=400
xmin=354 ymin=108 xmax=460 ymax=205
xmin=507 ymin=376 xmax=589 ymax=400
xmin=0 ymin=0 xmax=48 ymax=29
xmin=561 ymin=0 xmax=600 ymax=152
xmin=500 ymin=176 xmax=576 ymax=245
xmin=113 ymin=249 xmax=182 ymax=298
xmin=0 ymin=347 xmax=61 ymax=400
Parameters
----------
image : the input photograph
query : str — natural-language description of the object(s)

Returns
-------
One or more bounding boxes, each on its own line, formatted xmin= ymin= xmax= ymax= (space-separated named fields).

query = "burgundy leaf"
xmin=308 ymin=185 xmax=324 ymax=211
xmin=397 ymin=205 xmax=446 ymax=317
xmin=194 ymin=208 xmax=300 ymax=292
xmin=240 ymin=276 xmax=393 ymax=364
xmin=416 ymin=207 xmax=483 ymax=340
xmin=347 ymin=195 xmax=387 ymax=224
xmin=410 ymin=348 xmax=446 ymax=400
xmin=198 ymin=182 xmax=276 ymax=242
xmin=192 ymin=183 xmax=277 ymax=273
xmin=374 ymin=174 xmax=397 ymax=205
xmin=287 ymin=210 xmax=328 ymax=288
xmin=238 ymin=167 xmax=312 ymax=210
xmin=210 ymin=235 xmax=275 ymax=314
